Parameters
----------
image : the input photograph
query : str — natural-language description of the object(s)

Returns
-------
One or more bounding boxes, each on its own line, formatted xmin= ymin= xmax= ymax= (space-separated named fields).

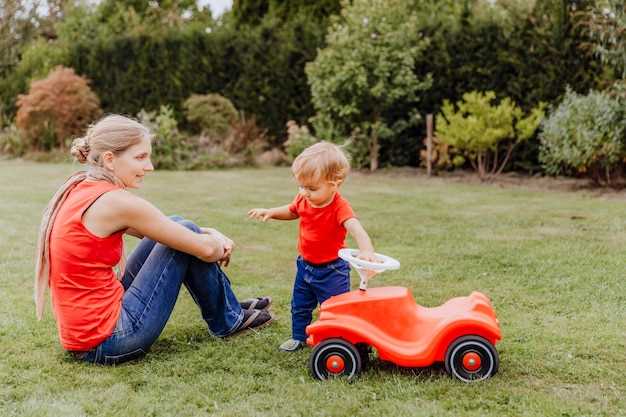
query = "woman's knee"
xmin=169 ymin=215 xmax=200 ymax=233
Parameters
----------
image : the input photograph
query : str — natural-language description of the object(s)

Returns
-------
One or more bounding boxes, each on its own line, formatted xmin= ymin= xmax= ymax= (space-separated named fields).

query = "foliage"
xmin=231 ymin=0 xmax=341 ymax=27
xmin=51 ymin=13 xmax=326 ymax=142
xmin=184 ymin=94 xmax=239 ymax=137
xmin=0 ymin=0 xmax=604 ymax=173
xmin=539 ymin=88 xmax=626 ymax=184
xmin=0 ymin=0 xmax=59 ymax=79
xmin=223 ymin=113 xmax=269 ymax=157
xmin=583 ymin=0 xmax=626 ymax=80
xmin=139 ymin=105 xmax=269 ymax=170
xmin=437 ymin=91 xmax=545 ymax=180
xmin=404 ymin=0 xmax=599 ymax=169
xmin=307 ymin=0 xmax=431 ymax=171
xmin=419 ymin=135 xmax=465 ymax=171
xmin=15 ymin=66 xmax=102 ymax=151
xmin=0 ymin=123 xmax=26 ymax=157
xmin=283 ymin=120 xmax=318 ymax=162
xmin=138 ymin=105 xmax=193 ymax=170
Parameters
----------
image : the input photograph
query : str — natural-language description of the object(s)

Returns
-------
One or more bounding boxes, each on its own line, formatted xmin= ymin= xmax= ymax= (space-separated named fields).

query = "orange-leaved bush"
xmin=16 ymin=66 xmax=102 ymax=150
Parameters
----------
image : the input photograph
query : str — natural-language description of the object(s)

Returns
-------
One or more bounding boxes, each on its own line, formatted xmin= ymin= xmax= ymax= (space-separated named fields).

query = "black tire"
xmin=309 ymin=338 xmax=362 ymax=381
xmin=356 ymin=343 xmax=371 ymax=370
xmin=444 ymin=335 xmax=499 ymax=383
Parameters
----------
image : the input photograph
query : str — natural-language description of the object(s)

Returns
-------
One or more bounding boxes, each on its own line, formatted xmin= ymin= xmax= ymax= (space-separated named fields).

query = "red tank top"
xmin=49 ymin=180 xmax=124 ymax=351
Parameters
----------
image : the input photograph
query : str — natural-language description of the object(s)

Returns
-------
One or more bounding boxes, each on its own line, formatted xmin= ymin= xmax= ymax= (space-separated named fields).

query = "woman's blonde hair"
xmin=34 ymin=114 xmax=151 ymax=320
xmin=291 ymin=141 xmax=350 ymax=184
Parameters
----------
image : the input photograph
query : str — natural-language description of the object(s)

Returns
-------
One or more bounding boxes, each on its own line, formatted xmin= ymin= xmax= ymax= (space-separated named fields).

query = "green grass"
xmin=1 ymin=160 xmax=624 ymax=417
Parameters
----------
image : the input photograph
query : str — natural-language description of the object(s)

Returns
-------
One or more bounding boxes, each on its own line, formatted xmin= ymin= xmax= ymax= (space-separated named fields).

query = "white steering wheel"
xmin=338 ymin=249 xmax=400 ymax=290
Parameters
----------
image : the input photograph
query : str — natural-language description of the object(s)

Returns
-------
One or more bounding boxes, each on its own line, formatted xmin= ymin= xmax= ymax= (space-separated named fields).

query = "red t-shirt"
xmin=288 ymin=192 xmax=355 ymax=264
xmin=49 ymin=180 xmax=124 ymax=351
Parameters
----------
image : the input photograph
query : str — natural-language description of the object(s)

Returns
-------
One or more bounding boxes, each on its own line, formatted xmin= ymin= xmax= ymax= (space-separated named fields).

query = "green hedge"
xmin=65 ymin=17 xmax=324 ymax=143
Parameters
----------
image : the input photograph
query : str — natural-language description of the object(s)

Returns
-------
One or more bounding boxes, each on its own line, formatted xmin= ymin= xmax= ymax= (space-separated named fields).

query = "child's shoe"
xmin=279 ymin=338 xmax=304 ymax=352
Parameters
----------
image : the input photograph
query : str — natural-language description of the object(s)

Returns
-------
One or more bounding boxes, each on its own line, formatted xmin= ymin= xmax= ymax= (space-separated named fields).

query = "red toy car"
xmin=305 ymin=251 xmax=502 ymax=382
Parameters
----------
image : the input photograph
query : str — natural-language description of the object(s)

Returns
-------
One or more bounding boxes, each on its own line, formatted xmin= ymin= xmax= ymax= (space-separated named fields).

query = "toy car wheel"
xmin=444 ymin=335 xmax=499 ymax=383
xmin=309 ymin=338 xmax=362 ymax=381
xmin=356 ymin=343 xmax=371 ymax=370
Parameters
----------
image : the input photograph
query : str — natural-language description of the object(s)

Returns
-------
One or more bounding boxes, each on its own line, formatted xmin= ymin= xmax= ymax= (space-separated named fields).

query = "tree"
xmin=584 ymin=0 xmax=626 ymax=80
xmin=0 ymin=0 xmax=46 ymax=79
xmin=306 ymin=0 xmax=431 ymax=170
xmin=232 ymin=0 xmax=340 ymax=27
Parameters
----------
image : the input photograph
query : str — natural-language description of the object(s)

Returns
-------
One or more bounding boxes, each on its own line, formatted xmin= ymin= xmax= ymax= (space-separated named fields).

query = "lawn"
xmin=0 ymin=160 xmax=624 ymax=417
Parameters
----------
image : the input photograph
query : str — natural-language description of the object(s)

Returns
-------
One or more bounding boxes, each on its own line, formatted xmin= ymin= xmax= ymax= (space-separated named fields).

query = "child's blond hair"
xmin=291 ymin=141 xmax=350 ymax=184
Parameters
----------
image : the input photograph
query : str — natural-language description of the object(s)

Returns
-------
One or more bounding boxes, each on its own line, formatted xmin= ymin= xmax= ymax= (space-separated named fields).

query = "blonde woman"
xmin=35 ymin=115 xmax=272 ymax=365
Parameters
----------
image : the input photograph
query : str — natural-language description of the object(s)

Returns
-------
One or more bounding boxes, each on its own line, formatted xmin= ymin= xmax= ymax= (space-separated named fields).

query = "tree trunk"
xmin=370 ymin=119 xmax=380 ymax=171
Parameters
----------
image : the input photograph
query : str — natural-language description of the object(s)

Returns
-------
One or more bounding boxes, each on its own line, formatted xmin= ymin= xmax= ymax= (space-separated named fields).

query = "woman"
xmin=35 ymin=115 xmax=273 ymax=365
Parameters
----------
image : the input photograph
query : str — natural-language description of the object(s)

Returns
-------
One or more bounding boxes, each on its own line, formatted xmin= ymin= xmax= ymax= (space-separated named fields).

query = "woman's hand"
xmin=201 ymin=227 xmax=234 ymax=267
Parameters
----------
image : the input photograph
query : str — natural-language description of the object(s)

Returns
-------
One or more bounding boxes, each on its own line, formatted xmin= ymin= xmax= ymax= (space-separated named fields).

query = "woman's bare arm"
xmin=84 ymin=190 xmax=224 ymax=263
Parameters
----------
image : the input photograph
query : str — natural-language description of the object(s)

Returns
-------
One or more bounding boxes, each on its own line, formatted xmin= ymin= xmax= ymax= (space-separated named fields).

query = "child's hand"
xmin=357 ymin=250 xmax=378 ymax=263
xmin=248 ymin=208 xmax=272 ymax=222
xmin=356 ymin=250 xmax=379 ymax=280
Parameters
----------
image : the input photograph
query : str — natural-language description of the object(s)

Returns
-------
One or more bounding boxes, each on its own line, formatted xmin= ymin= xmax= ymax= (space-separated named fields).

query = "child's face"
xmin=297 ymin=178 xmax=339 ymax=208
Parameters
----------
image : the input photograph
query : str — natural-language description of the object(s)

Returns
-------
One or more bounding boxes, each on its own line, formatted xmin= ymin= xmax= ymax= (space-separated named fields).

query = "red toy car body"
xmin=306 ymin=286 xmax=501 ymax=382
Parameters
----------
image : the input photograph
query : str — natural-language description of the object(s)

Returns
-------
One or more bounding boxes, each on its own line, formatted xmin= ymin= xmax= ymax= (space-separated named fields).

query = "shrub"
xmin=284 ymin=120 xmax=318 ymax=161
xmin=0 ymin=124 xmax=26 ymax=157
xmin=15 ymin=66 xmax=102 ymax=151
xmin=436 ymin=91 xmax=545 ymax=180
xmin=539 ymin=89 xmax=626 ymax=184
xmin=138 ymin=106 xmax=193 ymax=170
xmin=184 ymin=94 xmax=239 ymax=137
xmin=223 ymin=114 xmax=269 ymax=162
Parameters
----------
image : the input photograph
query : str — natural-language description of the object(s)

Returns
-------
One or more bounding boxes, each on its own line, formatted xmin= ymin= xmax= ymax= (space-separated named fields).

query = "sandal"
xmin=240 ymin=296 xmax=272 ymax=311
xmin=228 ymin=309 xmax=274 ymax=336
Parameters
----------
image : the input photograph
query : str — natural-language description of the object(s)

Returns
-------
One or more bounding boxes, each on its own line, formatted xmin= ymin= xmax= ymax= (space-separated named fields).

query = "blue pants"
xmin=291 ymin=256 xmax=351 ymax=342
xmin=80 ymin=216 xmax=244 ymax=365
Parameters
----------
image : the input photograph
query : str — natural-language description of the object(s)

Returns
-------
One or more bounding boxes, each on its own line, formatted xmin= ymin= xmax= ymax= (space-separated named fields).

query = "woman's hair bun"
xmin=70 ymin=136 xmax=90 ymax=163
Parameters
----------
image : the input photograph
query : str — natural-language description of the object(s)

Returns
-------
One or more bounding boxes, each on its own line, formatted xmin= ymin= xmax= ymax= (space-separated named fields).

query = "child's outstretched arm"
xmin=248 ymin=205 xmax=298 ymax=222
xmin=344 ymin=218 xmax=376 ymax=261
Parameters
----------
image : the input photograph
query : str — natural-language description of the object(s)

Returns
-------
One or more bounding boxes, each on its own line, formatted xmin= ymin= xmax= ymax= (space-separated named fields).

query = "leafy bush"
xmin=223 ymin=114 xmax=269 ymax=161
xmin=436 ymin=91 xmax=545 ymax=180
xmin=0 ymin=124 xmax=26 ymax=157
xmin=138 ymin=106 xmax=193 ymax=170
xmin=184 ymin=94 xmax=239 ymax=137
xmin=283 ymin=120 xmax=318 ymax=161
xmin=139 ymin=106 xmax=272 ymax=170
xmin=15 ymin=66 xmax=102 ymax=151
xmin=539 ymin=89 xmax=626 ymax=184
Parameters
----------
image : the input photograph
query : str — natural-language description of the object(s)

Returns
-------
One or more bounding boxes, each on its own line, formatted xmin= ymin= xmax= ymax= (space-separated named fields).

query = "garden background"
xmin=1 ymin=1 xmax=625 ymax=416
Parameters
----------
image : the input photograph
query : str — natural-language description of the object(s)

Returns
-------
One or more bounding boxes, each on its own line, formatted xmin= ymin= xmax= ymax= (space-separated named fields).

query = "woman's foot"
xmin=279 ymin=338 xmax=304 ymax=352
xmin=229 ymin=308 xmax=273 ymax=336
xmin=240 ymin=296 xmax=272 ymax=311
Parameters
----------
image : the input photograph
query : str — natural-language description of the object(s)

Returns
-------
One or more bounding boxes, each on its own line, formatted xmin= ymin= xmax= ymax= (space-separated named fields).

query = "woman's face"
xmin=109 ymin=135 xmax=154 ymax=188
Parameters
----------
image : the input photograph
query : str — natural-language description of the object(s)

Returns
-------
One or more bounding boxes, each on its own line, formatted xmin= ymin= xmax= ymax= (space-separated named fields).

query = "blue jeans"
xmin=79 ymin=216 xmax=244 ymax=365
xmin=291 ymin=256 xmax=351 ymax=342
